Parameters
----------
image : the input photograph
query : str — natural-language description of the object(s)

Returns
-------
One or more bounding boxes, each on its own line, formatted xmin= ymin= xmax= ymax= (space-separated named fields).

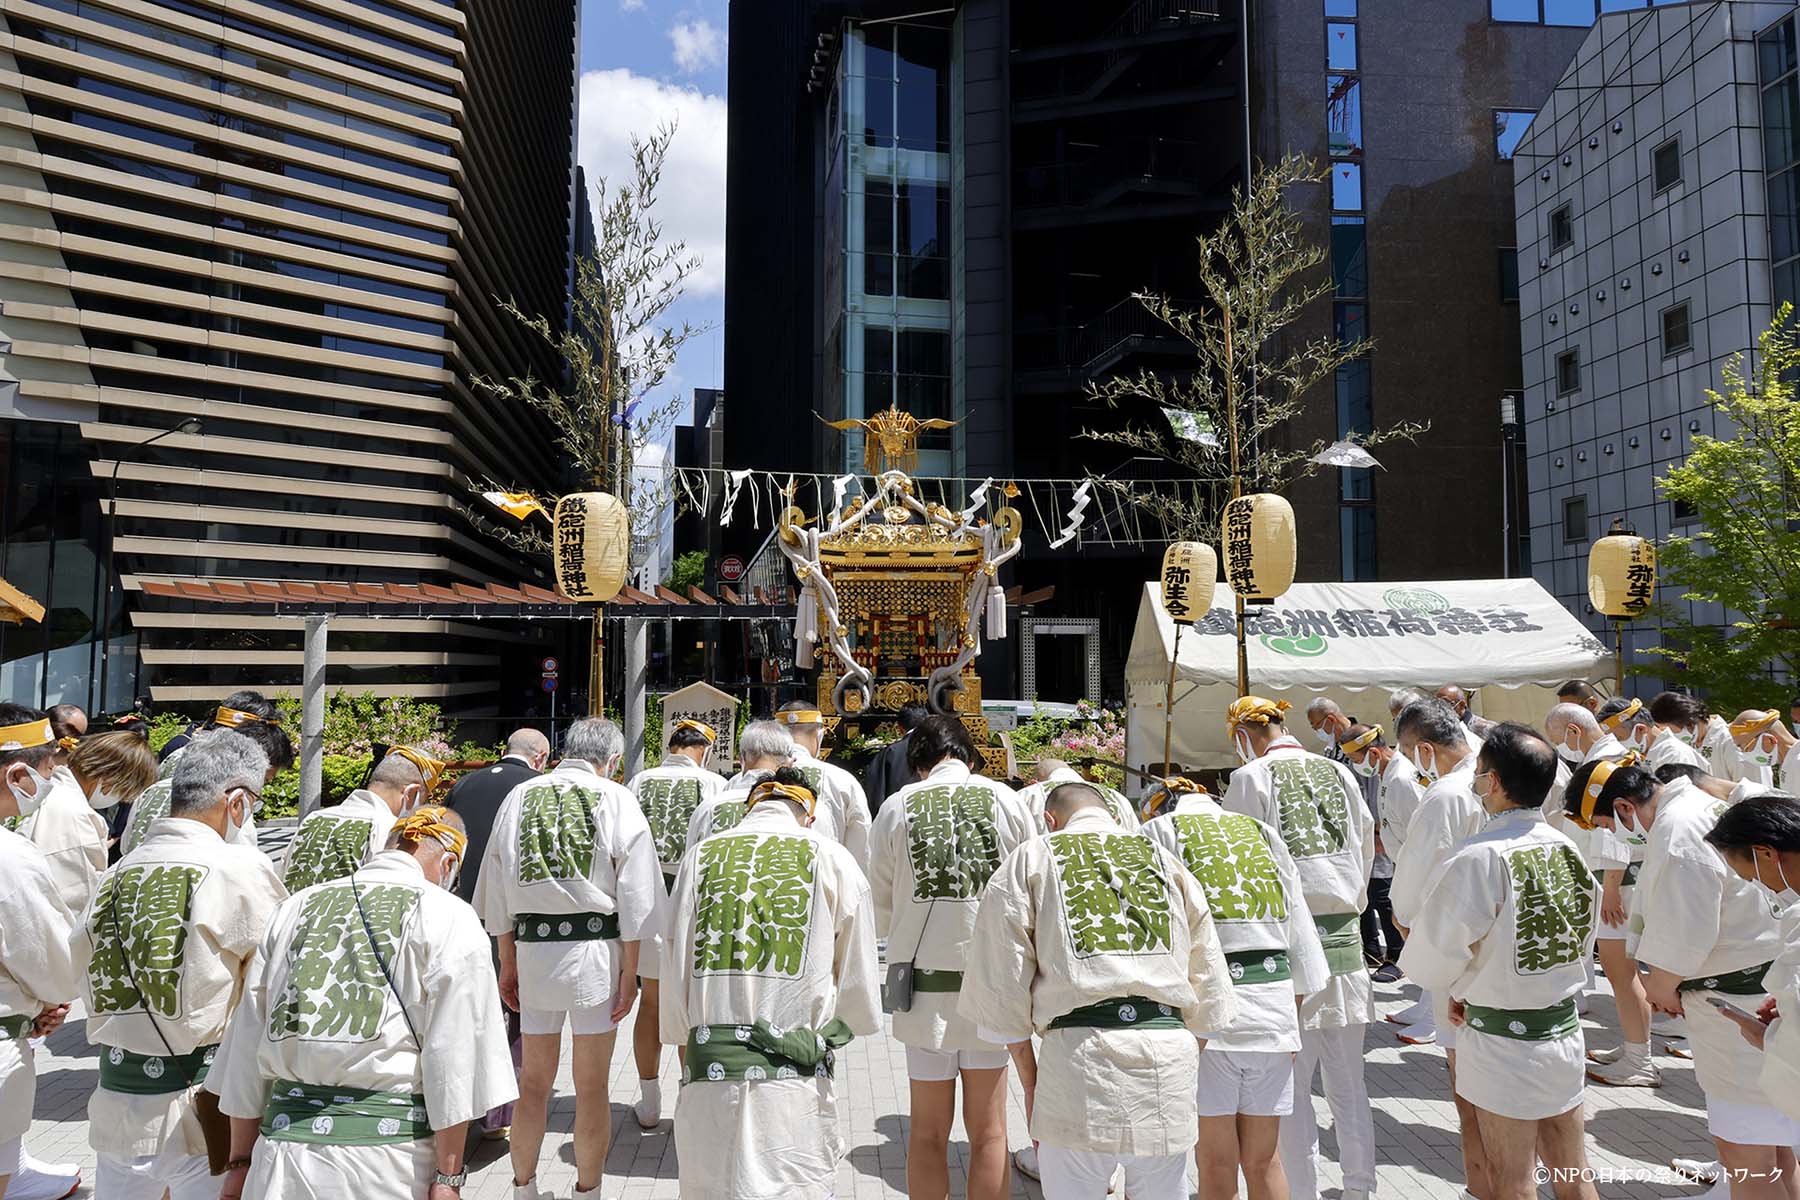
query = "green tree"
xmin=664 ymin=550 xmax=708 ymax=594
xmin=1650 ymin=306 xmax=1800 ymax=707
xmin=1084 ymin=155 xmax=1421 ymax=539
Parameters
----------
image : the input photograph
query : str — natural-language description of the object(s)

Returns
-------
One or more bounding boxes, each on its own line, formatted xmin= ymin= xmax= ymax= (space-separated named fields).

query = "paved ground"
xmin=23 ymin=968 xmax=1724 ymax=1199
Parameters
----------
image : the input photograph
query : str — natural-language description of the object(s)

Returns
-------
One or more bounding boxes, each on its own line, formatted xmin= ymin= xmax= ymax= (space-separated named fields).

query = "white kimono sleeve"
xmin=841 ymin=779 xmax=874 ymax=874
xmin=867 ymin=802 xmax=903 ymax=939
xmin=832 ymin=873 xmax=882 ymax=1037
xmin=0 ymin=864 xmax=81 ymax=1009
xmin=1390 ymin=795 xmax=1462 ymax=928
xmin=956 ymin=847 xmax=1038 ymax=1043
xmin=1268 ymin=832 xmax=1330 ymax=996
xmin=1633 ymin=850 xmax=1725 ymax=978
xmin=658 ymin=853 xmax=698 ymax=1047
xmin=209 ymin=942 xmax=271 ymax=1119
xmin=1397 ymin=851 xmax=1500 ymax=994
xmin=1220 ymin=767 xmax=1271 ymax=828
xmin=420 ymin=906 xmax=518 ymax=1127
xmin=611 ymin=807 xmax=664 ymax=944
xmin=1169 ymin=858 xmax=1238 ymax=1037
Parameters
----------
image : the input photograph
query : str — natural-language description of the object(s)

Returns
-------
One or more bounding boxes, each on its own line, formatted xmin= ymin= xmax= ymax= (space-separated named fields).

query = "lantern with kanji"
xmin=1160 ymin=541 xmax=1218 ymax=626
xmin=1588 ymin=533 xmax=1656 ymax=619
xmin=1222 ymin=494 xmax=1297 ymax=602
xmin=552 ymin=492 xmax=630 ymax=603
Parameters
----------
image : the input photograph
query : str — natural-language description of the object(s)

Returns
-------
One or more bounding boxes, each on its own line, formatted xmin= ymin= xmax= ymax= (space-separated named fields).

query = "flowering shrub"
xmin=1009 ymin=700 xmax=1126 ymax=789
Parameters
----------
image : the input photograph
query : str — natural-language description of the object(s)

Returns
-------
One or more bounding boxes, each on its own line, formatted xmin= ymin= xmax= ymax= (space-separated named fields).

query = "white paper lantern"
xmin=1222 ymin=494 xmax=1297 ymax=601
xmin=552 ymin=492 xmax=629 ymax=603
xmin=1160 ymin=542 xmax=1218 ymax=626
xmin=1588 ymin=534 xmax=1656 ymax=618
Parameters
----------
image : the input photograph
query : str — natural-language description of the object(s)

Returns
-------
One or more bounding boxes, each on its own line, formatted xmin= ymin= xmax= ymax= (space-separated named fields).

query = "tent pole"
xmin=1163 ymin=623 xmax=1182 ymax=776
xmin=1235 ymin=596 xmax=1249 ymax=697
xmin=1613 ymin=620 xmax=1625 ymax=697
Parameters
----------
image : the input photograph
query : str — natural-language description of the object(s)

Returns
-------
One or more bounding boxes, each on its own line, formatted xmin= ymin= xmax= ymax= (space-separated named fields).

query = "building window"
xmin=1671 ymin=497 xmax=1699 ymax=523
xmin=1495 ymin=110 xmax=1535 ymax=159
xmin=1662 ymin=302 xmax=1692 ymax=355
xmin=1556 ymin=348 xmax=1581 ymax=395
xmin=1549 ymin=203 xmax=1573 ymax=251
xmin=1653 ymin=137 xmax=1682 ymax=191
xmin=1498 ymin=247 xmax=1520 ymax=302
xmin=1326 ymin=23 xmax=1357 ymax=70
xmin=1331 ymin=161 xmax=1363 ymax=211
xmin=1563 ymin=494 xmax=1588 ymax=543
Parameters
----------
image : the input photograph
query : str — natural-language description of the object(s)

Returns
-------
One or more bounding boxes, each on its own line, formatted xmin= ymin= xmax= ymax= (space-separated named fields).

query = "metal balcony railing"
xmin=1015 ymin=136 xmax=1208 ymax=210
xmin=1016 ymin=295 xmax=1194 ymax=376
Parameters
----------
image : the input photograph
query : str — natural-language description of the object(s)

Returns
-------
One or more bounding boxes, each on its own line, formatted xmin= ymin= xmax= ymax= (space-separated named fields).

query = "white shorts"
xmin=1453 ymin=1027 xmax=1586 ymax=1121
xmin=0 ymin=1135 xmax=18 ymax=1178
xmin=1707 ymin=1096 xmax=1800 ymax=1147
xmin=96 ymin=1147 xmax=217 ymax=1200
xmin=1195 ymin=1047 xmax=1295 ymax=1118
xmin=1596 ymin=884 xmax=1635 ymax=942
xmin=904 ymin=1044 xmax=1009 ymax=1081
xmin=521 ymin=1003 xmax=618 ymax=1037
xmin=1039 ymin=1144 xmax=1189 ymax=1200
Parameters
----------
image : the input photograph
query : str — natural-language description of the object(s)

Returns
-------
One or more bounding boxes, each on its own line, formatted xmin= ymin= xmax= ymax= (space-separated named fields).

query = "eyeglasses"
xmin=232 ymin=786 xmax=265 ymax=815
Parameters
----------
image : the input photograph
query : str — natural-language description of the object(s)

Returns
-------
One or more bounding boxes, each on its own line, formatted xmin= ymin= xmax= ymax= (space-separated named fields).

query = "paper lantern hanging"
xmin=1160 ymin=541 xmax=1218 ymax=625
xmin=1588 ymin=533 xmax=1656 ymax=618
xmin=1222 ymin=494 xmax=1297 ymax=601
xmin=552 ymin=491 xmax=630 ymax=603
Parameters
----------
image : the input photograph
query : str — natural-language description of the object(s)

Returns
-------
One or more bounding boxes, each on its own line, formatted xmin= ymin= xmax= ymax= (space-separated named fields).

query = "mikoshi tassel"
xmin=795 ymin=587 xmax=817 ymax=667
xmin=986 ymin=585 xmax=1007 ymax=640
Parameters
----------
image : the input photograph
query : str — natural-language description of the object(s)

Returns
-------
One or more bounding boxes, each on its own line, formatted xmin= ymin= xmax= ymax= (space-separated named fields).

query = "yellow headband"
xmin=1729 ymin=711 xmax=1780 ymax=739
xmin=1599 ymin=698 xmax=1643 ymax=732
xmin=213 ymin=705 xmax=281 ymax=731
xmin=673 ymin=718 xmax=718 ymax=744
xmin=0 ymin=719 xmax=53 ymax=752
xmin=1575 ymin=752 xmax=1642 ymax=830
xmin=387 ymin=745 xmax=449 ymax=792
xmin=1339 ymin=725 xmax=1383 ymax=755
xmin=1145 ymin=776 xmax=1206 ymax=817
xmin=392 ymin=805 xmax=467 ymax=858
xmin=748 ymin=779 xmax=816 ymax=815
xmin=778 ymin=709 xmax=824 ymax=727
xmin=1227 ymin=696 xmax=1291 ymax=731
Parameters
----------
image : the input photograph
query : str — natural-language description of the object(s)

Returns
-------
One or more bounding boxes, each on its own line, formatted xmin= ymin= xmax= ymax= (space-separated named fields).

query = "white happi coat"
xmin=1221 ymin=737 xmax=1374 ymax=1030
xmin=1645 ymin=730 xmax=1707 ymax=773
xmin=1630 ymin=775 xmax=1783 ymax=1100
xmin=632 ymin=756 xmax=727 ymax=981
xmin=282 ymin=789 xmax=399 ymax=891
xmin=1784 ymin=740 xmax=1800 ymax=793
xmin=472 ymin=760 xmax=662 ymax=1013
xmin=1143 ymin=794 xmax=1328 ymax=1052
xmin=869 ymin=760 xmax=1032 ymax=1051
xmin=1390 ymin=754 xmax=1484 ymax=928
xmin=121 ymin=778 xmax=258 ymax=858
xmin=1401 ymin=808 xmax=1598 ymax=1118
xmin=0 ymin=827 xmax=81 ymax=1143
xmin=211 ymin=852 xmax=516 ymax=1198
xmin=686 ymin=778 xmax=757 ymax=850
xmin=790 ymin=747 xmax=873 ymax=872
xmin=658 ymin=802 xmax=881 ymax=1200
xmin=9 ymin=772 xmax=108 ymax=917
xmin=76 ymin=818 xmax=287 ymax=1160
xmin=1376 ymin=752 xmax=1426 ymax=861
xmin=1021 ymin=767 xmax=1141 ymax=834
xmin=1759 ymin=900 xmax=1800 ymax=1123
xmin=958 ymin=808 xmax=1236 ymax=1157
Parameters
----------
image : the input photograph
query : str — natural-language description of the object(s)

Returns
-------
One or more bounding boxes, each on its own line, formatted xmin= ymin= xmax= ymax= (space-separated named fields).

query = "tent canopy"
xmin=1125 ymin=579 xmax=1613 ymax=775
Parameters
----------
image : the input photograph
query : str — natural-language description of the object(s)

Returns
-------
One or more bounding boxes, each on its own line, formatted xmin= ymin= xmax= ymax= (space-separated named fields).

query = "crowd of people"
xmin=0 ymin=682 xmax=1796 ymax=1200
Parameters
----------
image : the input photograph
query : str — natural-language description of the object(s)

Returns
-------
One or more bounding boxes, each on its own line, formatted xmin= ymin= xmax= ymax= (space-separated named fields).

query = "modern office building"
xmin=1514 ymin=0 xmax=1789 ymax=674
xmin=725 ymin=0 xmax=1607 ymax=699
xmin=0 ymin=0 xmax=581 ymax=711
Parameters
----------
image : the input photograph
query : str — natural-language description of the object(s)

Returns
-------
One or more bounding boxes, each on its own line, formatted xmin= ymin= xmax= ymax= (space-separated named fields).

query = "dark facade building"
xmin=724 ymin=0 xmax=1608 ymax=701
xmin=0 ymin=0 xmax=580 ymax=713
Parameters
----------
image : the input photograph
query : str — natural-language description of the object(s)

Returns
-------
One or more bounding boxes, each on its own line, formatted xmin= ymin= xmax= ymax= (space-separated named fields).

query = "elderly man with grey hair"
xmin=282 ymin=746 xmax=437 ymax=892
xmin=686 ymin=721 xmax=795 ymax=848
xmin=74 ymin=730 xmax=286 ymax=1200
xmin=473 ymin=717 xmax=661 ymax=1200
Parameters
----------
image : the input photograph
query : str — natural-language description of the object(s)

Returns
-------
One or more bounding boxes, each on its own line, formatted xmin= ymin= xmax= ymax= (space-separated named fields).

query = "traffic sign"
xmin=541 ymin=675 xmax=559 ymax=693
xmin=541 ymin=656 xmax=559 ymax=674
xmin=720 ymin=556 xmax=746 ymax=582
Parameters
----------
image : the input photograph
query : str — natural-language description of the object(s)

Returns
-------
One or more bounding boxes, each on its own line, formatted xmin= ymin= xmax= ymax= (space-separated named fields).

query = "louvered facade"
xmin=0 ymin=0 xmax=580 ymax=712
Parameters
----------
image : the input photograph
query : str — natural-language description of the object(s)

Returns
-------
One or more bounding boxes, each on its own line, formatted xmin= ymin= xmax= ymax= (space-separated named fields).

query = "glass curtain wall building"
xmin=0 ymin=0 xmax=579 ymax=711
xmin=1325 ymin=0 xmax=1374 ymax=578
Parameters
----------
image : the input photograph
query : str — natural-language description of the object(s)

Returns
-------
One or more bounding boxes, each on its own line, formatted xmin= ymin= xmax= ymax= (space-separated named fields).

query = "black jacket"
xmin=864 ymin=732 xmax=915 ymax=817
xmin=444 ymin=756 xmax=541 ymax=906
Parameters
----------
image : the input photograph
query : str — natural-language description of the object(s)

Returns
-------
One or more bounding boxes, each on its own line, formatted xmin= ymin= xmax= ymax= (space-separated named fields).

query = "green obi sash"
xmin=1314 ymin=912 xmax=1363 ymax=977
xmin=262 ymin=1081 xmax=432 ymax=1145
xmin=1621 ymin=861 xmax=1642 ymax=887
xmin=513 ymin=911 xmax=619 ymax=943
xmin=683 ymin=1018 xmax=854 ymax=1083
xmin=913 ymin=969 xmax=962 ymax=993
xmin=1680 ymin=962 xmax=1772 ymax=996
xmin=98 ymin=1044 xmax=216 ymax=1095
xmin=1047 ymin=996 xmax=1184 ymax=1031
xmin=0 ymin=1014 xmax=31 ymax=1041
xmin=1225 ymin=949 xmax=1292 ymax=986
xmin=1460 ymin=999 xmax=1580 ymax=1042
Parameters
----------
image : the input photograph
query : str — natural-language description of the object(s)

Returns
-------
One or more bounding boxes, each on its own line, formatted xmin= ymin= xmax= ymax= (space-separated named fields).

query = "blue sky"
xmin=577 ymin=0 xmax=729 ymax=431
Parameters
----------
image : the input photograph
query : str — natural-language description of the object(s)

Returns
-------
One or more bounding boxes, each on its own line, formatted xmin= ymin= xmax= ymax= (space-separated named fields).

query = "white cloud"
xmin=668 ymin=19 xmax=724 ymax=73
xmin=578 ymin=68 xmax=727 ymax=297
xmin=619 ymin=0 xmax=645 ymax=9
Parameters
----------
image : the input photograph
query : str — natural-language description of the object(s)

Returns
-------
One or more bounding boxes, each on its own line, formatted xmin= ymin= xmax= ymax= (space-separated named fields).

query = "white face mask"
xmin=1617 ymin=807 xmax=1643 ymax=838
xmin=1625 ymin=727 xmax=1650 ymax=753
xmin=1233 ymin=732 xmax=1254 ymax=766
xmin=1555 ymin=737 xmax=1583 ymax=764
xmin=1350 ymin=756 xmax=1377 ymax=779
xmin=7 ymin=765 xmax=50 ymax=820
xmin=1314 ymin=726 xmax=1336 ymax=749
xmin=87 ymin=787 xmax=120 ymax=814
xmin=224 ymin=791 xmax=247 ymax=840
xmin=1409 ymin=745 xmax=1438 ymax=784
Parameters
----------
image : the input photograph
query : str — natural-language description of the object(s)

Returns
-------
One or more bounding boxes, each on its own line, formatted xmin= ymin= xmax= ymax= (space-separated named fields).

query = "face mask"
xmin=224 ymin=793 xmax=246 ymax=840
xmin=1233 ymin=733 xmax=1254 ymax=766
xmin=1314 ymin=726 xmax=1335 ymax=749
xmin=1472 ymin=770 xmax=1494 ymax=801
xmin=1350 ymin=757 xmax=1377 ymax=779
xmin=7 ymin=766 xmax=49 ymax=820
xmin=88 ymin=788 xmax=120 ymax=814
xmin=1409 ymin=745 xmax=1438 ymax=784
xmin=1625 ymin=728 xmax=1650 ymax=753
xmin=1617 ymin=808 xmax=1643 ymax=838
xmin=439 ymin=855 xmax=462 ymax=892
xmin=1555 ymin=738 xmax=1583 ymax=763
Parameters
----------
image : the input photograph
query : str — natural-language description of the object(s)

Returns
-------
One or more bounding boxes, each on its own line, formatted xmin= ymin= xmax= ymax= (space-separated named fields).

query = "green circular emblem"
xmin=1260 ymin=633 xmax=1330 ymax=657
xmin=1382 ymin=587 xmax=1449 ymax=614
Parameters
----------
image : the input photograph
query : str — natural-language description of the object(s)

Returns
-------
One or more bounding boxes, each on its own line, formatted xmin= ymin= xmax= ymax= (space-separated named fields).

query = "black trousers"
xmin=1360 ymin=875 xmax=1404 ymax=964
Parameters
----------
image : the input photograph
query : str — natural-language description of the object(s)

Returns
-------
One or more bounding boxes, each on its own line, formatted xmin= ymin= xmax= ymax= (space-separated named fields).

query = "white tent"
xmin=1124 ymin=579 xmax=1613 ymax=779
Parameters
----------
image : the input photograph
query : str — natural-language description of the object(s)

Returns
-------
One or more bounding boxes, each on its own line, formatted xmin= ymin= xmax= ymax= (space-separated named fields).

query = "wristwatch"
xmin=433 ymin=1170 xmax=467 ymax=1190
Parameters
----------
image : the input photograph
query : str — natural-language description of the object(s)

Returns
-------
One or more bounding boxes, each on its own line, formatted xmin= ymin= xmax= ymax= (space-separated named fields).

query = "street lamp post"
xmin=97 ymin=417 xmax=201 ymax=715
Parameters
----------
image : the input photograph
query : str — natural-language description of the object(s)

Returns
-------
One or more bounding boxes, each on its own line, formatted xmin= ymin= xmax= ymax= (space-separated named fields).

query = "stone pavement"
xmin=23 ymin=971 xmax=1721 ymax=1199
